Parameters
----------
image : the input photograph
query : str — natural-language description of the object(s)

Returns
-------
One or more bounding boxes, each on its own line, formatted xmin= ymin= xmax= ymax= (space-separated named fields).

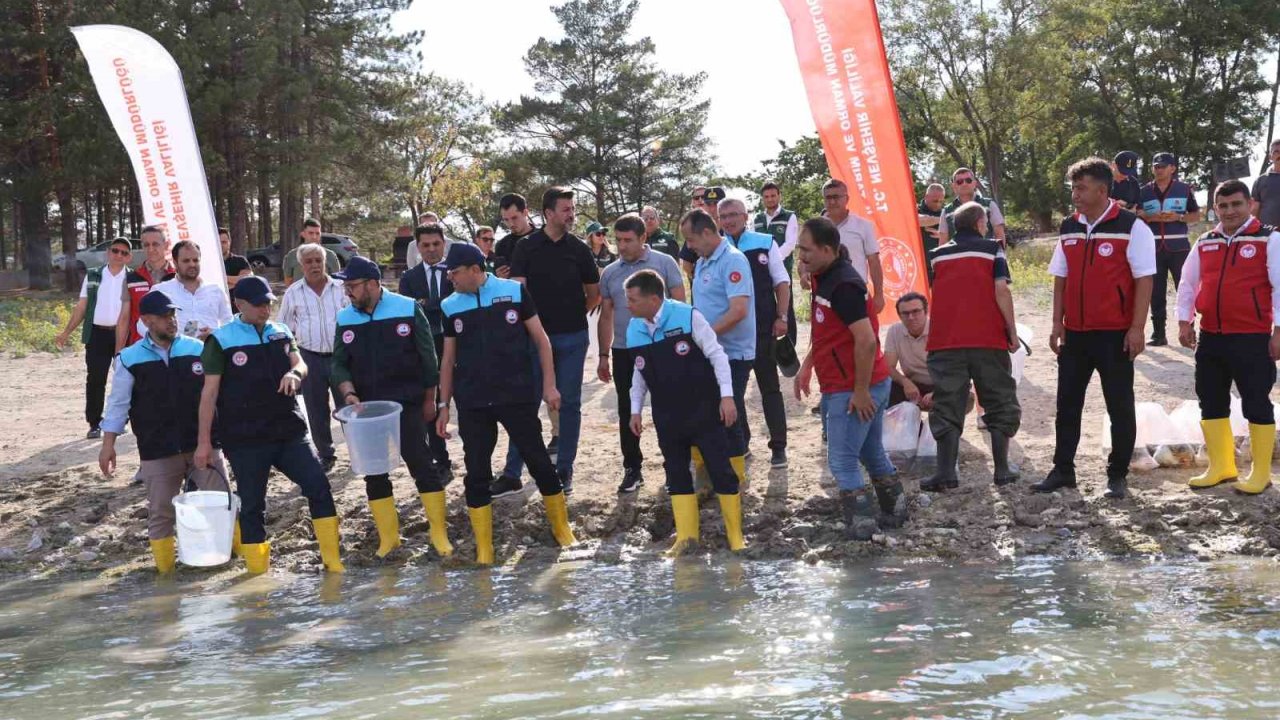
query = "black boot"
xmin=1149 ymin=321 xmax=1167 ymax=346
xmin=1031 ymin=466 xmax=1077 ymax=493
xmin=871 ymin=475 xmax=908 ymax=529
xmin=920 ymin=432 xmax=960 ymax=492
xmin=840 ymin=487 xmax=880 ymax=541
xmin=990 ymin=431 xmax=1021 ymax=486
xmin=1104 ymin=474 xmax=1128 ymax=499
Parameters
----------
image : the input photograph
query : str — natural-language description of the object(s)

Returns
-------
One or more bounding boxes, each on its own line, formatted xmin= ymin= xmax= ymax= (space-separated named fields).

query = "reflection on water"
xmin=2 ymin=559 xmax=1280 ymax=718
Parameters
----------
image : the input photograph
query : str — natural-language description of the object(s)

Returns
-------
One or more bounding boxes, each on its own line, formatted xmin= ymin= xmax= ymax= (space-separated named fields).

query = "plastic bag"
xmin=1130 ymin=446 xmax=1158 ymax=472
xmin=1135 ymin=402 xmax=1182 ymax=446
xmin=1009 ymin=323 xmax=1033 ymax=386
xmin=882 ymin=402 xmax=921 ymax=462
xmin=1153 ymin=444 xmax=1197 ymax=468
xmin=1169 ymin=400 xmax=1203 ymax=444
xmin=1229 ymin=395 xmax=1248 ymax=437
xmin=912 ymin=420 xmax=937 ymax=474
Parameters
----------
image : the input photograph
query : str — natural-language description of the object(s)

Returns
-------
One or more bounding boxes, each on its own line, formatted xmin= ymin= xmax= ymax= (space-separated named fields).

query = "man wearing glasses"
xmin=817 ymin=179 xmax=886 ymax=314
xmin=937 ymin=168 xmax=1007 ymax=247
xmin=121 ymin=225 xmax=175 ymax=348
xmin=883 ymin=293 xmax=935 ymax=409
xmin=56 ymin=237 xmax=134 ymax=438
xmin=1138 ymin=152 xmax=1200 ymax=346
xmin=640 ymin=206 xmax=681 ymax=261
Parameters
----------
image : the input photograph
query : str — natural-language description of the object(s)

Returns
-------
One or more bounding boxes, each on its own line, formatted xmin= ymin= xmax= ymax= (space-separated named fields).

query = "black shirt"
xmin=224 ymin=253 xmax=250 ymax=278
xmin=830 ymin=282 xmax=869 ymax=324
xmin=1109 ymin=176 xmax=1141 ymax=210
xmin=510 ymin=229 xmax=600 ymax=334
xmin=494 ymin=228 xmax=535 ymax=266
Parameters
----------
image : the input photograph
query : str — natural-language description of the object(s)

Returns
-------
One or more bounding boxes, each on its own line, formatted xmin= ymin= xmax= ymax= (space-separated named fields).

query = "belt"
xmin=301 ymin=348 xmax=333 ymax=357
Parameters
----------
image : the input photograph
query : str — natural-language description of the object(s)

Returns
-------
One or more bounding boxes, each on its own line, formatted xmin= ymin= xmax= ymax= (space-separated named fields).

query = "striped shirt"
xmin=276 ymin=276 xmax=349 ymax=353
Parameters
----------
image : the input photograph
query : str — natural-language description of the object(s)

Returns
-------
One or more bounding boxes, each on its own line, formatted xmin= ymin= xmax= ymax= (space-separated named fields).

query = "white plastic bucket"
xmin=173 ymin=470 xmax=239 ymax=567
xmin=334 ymin=400 xmax=403 ymax=475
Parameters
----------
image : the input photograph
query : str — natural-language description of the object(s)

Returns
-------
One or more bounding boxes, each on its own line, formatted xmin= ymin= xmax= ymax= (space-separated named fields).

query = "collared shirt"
xmin=101 ymin=333 xmax=171 ymax=434
xmin=510 ymin=228 xmax=601 ymax=335
xmin=80 ymin=264 xmax=127 ymax=326
xmin=693 ymin=238 xmax=756 ymax=360
xmin=883 ymin=320 xmax=931 ymax=386
xmin=834 ymin=212 xmax=881 ymax=283
xmin=763 ymin=207 xmax=800 ymax=258
xmin=599 ymin=246 xmax=685 ymax=348
xmin=629 ymin=302 xmax=733 ymax=411
xmin=277 ymin=275 xmax=348 ymax=353
xmin=153 ymin=277 xmax=233 ymax=337
xmin=1048 ymin=201 xmax=1158 ymax=278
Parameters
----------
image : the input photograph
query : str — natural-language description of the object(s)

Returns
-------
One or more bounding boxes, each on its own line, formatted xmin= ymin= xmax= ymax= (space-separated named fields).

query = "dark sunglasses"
xmin=109 ymin=247 xmax=131 ymax=256
xmin=954 ymin=177 xmax=975 ymax=185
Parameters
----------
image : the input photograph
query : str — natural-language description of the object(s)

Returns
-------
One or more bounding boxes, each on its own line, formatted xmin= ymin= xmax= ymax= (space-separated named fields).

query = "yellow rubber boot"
xmin=367 ymin=497 xmax=402 ymax=558
xmin=150 ymin=536 xmax=176 ymax=574
xmin=717 ymin=493 xmax=746 ymax=551
xmin=1237 ymin=423 xmax=1275 ymax=494
xmin=1190 ymin=418 xmax=1238 ymax=489
xmin=730 ymin=455 xmax=748 ymax=488
xmin=232 ymin=520 xmax=243 ymax=558
xmin=666 ymin=494 xmax=700 ymax=557
xmin=242 ymin=542 xmax=270 ymax=574
xmin=543 ymin=492 xmax=577 ymax=547
xmin=311 ymin=516 xmax=345 ymax=573
xmin=468 ymin=505 xmax=495 ymax=565
xmin=419 ymin=491 xmax=454 ymax=557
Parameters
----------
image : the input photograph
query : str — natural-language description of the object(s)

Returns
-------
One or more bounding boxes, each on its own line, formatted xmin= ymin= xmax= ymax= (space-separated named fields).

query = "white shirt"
xmin=277 ymin=276 xmax=349 ymax=352
xmin=765 ymin=207 xmax=800 ymax=259
xmin=80 ymin=264 xmax=127 ymax=327
xmin=1048 ymin=203 xmax=1158 ymax=278
xmin=152 ymin=276 xmax=232 ymax=337
xmin=629 ymin=304 xmax=733 ymax=412
xmin=834 ymin=212 xmax=880 ymax=282
xmin=1176 ymin=221 xmax=1280 ymax=324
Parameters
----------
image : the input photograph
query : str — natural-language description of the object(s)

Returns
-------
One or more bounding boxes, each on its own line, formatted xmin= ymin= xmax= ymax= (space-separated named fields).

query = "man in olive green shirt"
xmin=282 ymin=217 xmax=339 ymax=286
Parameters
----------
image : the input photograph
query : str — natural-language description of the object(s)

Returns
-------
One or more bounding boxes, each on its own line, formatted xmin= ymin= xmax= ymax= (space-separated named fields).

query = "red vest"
xmin=1193 ymin=218 xmax=1275 ymax=334
xmin=125 ymin=263 xmax=175 ymax=344
xmin=926 ymin=232 xmax=1009 ymax=351
xmin=1058 ymin=204 xmax=1140 ymax=332
xmin=811 ymin=257 xmax=889 ymax=394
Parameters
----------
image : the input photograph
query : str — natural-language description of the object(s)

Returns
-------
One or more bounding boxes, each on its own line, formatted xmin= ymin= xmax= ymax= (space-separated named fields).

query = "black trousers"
xmin=458 ymin=402 xmax=563 ymax=508
xmin=1150 ymin=249 xmax=1187 ymax=331
xmin=658 ymin=412 xmax=738 ymax=495
xmin=612 ymin=348 xmax=643 ymax=470
xmin=299 ymin=348 xmax=340 ymax=461
xmin=727 ymin=360 xmax=753 ymax=457
xmin=427 ymin=334 xmax=451 ymax=467
xmin=85 ymin=325 xmax=116 ymax=429
xmin=1196 ymin=332 xmax=1276 ymax=424
xmin=927 ymin=348 xmax=1020 ymax=439
xmin=365 ymin=400 xmax=443 ymax=501
xmin=744 ymin=333 xmax=788 ymax=450
xmin=1053 ymin=330 xmax=1134 ymax=480
xmin=224 ymin=437 xmax=338 ymax=544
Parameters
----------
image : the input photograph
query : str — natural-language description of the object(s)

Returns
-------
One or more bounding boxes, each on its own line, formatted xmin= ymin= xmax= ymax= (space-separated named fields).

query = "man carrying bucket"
xmin=332 ymin=257 xmax=452 ymax=559
xmin=194 ymin=276 xmax=345 ymax=574
xmin=98 ymin=290 xmax=230 ymax=574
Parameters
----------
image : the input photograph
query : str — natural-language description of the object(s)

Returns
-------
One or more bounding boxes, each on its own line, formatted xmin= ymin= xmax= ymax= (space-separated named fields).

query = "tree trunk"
xmin=19 ymin=183 xmax=51 ymax=290
xmin=13 ymin=197 xmax=25 ymax=269
xmin=0 ymin=195 xmax=7 ymax=270
xmin=56 ymin=185 xmax=77 ymax=291
xmin=257 ymin=166 xmax=272 ymax=248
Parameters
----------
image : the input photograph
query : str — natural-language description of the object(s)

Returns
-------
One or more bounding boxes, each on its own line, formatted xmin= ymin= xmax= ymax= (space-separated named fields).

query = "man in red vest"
xmin=1176 ymin=179 xmax=1280 ymax=495
xmin=1035 ymin=157 xmax=1156 ymax=500
xmin=119 ymin=225 xmax=175 ymax=349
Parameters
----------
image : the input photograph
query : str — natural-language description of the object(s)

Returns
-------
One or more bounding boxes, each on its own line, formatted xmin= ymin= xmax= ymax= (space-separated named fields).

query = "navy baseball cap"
xmin=139 ymin=290 xmax=179 ymax=316
xmin=445 ymin=242 xmax=486 ymax=270
xmin=333 ymin=255 xmax=381 ymax=282
xmin=1152 ymin=152 xmax=1177 ymax=167
xmin=1113 ymin=151 xmax=1139 ymax=178
xmin=232 ymin=275 xmax=276 ymax=306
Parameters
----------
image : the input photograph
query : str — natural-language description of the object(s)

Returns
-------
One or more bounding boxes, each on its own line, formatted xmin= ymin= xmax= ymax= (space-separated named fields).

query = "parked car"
xmin=72 ymin=238 xmax=145 ymax=272
xmin=245 ymin=233 xmax=359 ymax=271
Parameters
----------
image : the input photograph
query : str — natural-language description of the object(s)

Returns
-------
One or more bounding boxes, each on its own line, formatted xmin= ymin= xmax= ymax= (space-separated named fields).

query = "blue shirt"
xmin=692 ymin=237 xmax=755 ymax=361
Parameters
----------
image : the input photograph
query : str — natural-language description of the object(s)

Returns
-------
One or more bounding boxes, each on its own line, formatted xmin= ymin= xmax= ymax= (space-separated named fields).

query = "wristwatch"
xmin=436 ymin=400 xmax=449 ymax=409
xmin=287 ymin=369 xmax=303 ymax=381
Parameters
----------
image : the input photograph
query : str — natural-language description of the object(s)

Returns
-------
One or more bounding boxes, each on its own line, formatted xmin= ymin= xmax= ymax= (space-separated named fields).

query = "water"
xmin=3 ymin=559 xmax=1280 ymax=719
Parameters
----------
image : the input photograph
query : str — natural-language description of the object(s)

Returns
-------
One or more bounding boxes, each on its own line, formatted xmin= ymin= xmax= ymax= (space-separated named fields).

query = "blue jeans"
xmin=502 ymin=329 xmax=589 ymax=480
xmin=823 ymin=378 xmax=895 ymax=491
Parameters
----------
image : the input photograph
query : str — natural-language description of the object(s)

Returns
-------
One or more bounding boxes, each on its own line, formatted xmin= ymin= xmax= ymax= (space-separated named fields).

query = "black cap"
xmin=1152 ymin=152 xmax=1177 ymax=167
xmin=703 ymin=186 xmax=727 ymax=204
xmin=333 ymin=255 xmax=381 ymax=282
xmin=232 ymin=276 xmax=276 ymax=306
xmin=138 ymin=290 xmax=179 ymax=316
xmin=445 ymin=242 xmax=486 ymax=270
xmin=1113 ymin=151 xmax=1139 ymax=178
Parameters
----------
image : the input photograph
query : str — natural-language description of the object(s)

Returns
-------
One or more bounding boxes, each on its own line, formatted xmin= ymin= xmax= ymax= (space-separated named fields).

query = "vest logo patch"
xmin=675 ymin=340 xmax=690 ymax=356
xmin=815 ymin=307 xmax=826 ymax=324
xmin=268 ymin=332 xmax=287 ymax=341
xmin=191 ymin=362 xmax=204 ymax=375
xmin=505 ymin=309 xmax=519 ymax=324
xmin=729 ymin=271 xmax=743 ymax=283
xmin=342 ymin=330 xmax=355 ymax=344
xmin=635 ymin=356 xmax=646 ymax=370
xmin=1064 ymin=238 xmax=1078 ymax=246
xmin=1202 ymin=244 xmax=1220 ymax=252
xmin=1097 ymin=242 xmax=1114 ymax=257
xmin=757 ymin=253 xmax=768 ymax=265
xmin=494 ymin=296 xmax=513 ymax=303
xmin=232 ymin=351 xmax=248 ymax=367
xmin=1240 ymin=244 xmax=1258 ymax=259
xmin=396 ymin=322 xmax=411 ymax=337
xmin=664 ymin=328 xmax=683 ymax=338
xmin=454 ymin=318 xmax=464 ymax=333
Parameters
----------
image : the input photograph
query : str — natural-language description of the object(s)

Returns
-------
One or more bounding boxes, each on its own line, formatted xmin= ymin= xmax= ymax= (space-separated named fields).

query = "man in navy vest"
xmin=435 ymin=243 xmax=575 ymax=565
xmin=399 ymin=223 xmax=454 ymax=476
xmin=99 ymin=290 xmax=229 ymax=573
xmin=194 ymin=276 xmax=344 ymax=574
xmin=754 ymin=181 xmax=800 ymax=345
xmin=1138 ymin=152 xmax=1200 ymax=346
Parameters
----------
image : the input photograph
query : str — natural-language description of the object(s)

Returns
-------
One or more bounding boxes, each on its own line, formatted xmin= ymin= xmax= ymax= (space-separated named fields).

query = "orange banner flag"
xmin=778 ymin=0 xmax=927 ymax=321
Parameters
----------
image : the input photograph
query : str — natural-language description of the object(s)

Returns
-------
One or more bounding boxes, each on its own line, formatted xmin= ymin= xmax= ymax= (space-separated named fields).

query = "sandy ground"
xmin=3 ymin=284 xmax=1279 ymax=579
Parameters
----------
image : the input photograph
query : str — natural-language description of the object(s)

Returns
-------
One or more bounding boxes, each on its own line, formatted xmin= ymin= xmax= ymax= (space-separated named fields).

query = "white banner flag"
xmin=71 ymin=24 xmax=226 ymax=291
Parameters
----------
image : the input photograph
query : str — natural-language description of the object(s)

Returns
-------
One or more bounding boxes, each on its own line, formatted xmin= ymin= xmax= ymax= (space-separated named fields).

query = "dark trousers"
xmin=85 ymin=325 xmax=116 ymax=429
xmin=927 ymin=348 xmax=1020 ymax=439
xmin=459 ymin=402 xmax=563 ymax=508
xmin=744 ymin=334 xmax=788 ymax=451
xmin=1196 ymin=332 xmax=1276 ymax=424
xmin=1150 ymin=249 xmax=1187 ymax=331
xmin=427 ymin=335 xmax=451 ymax=467
xmin=612 ymin=348 xmax=643 ymax=470
xmin=1053 ymin=330 xmax=1134 ymax=480
xmin=727 ymin=359 xmax=753 ymax=457
xmin=889 ymin=378 xmax=935 ymax=406
xmin=224 ymin=437 xmax=338 ymax=544
xmin=658 ymin=413 xmax=738 ymax=495
xmin=365 ymin=400 xmax=442 ymax=501
xmin=299 ymin=348 xmax=340 ymax=461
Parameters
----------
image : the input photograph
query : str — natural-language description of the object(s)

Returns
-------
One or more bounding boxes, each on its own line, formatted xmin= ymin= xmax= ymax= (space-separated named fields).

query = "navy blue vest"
xmin=336 ymin=291 xmax=428 ymax=405
xmin=210 ymin=318 xmax=307 ymax=446
xmin=440 ymin=276 xmax=538 ymax=410
xmin=727 ymin=230 xmax=779 ymax=333
xmin=119 ymin=335 xmax=210 ymax=460
xmin=626 ymin=300 xmax=721 ymax=429
xmin=1139 ymin=180 xmax=1193 ymax=252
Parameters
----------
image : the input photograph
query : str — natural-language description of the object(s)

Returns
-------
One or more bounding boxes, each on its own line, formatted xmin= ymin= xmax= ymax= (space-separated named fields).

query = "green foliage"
xmin=1005 ymin=241 xmax=1056 ymax=294
xmin=728 ymin=135 xmax=828 ymax=220
xmin=0 ymin=296 xmax=72 ymax=357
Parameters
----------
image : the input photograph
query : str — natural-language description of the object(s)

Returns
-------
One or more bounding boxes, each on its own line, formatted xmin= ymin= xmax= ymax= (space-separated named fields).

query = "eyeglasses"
xmin=954 ymin=177 xmax=975 ymax=185
xmin=109 ymin=248 xmax=130 ymax=256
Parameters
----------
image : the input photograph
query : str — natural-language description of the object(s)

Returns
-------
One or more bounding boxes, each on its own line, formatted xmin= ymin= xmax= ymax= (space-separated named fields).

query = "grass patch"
xmin=0 ymin=295 xmax=75 ymax=357
xmin=1006 ymin=240 xmax=1055 ymax=292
